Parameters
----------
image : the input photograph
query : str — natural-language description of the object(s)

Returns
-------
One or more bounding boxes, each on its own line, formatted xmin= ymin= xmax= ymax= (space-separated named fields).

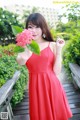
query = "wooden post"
xmin=0 ymin=71 xmax=20 ymax=120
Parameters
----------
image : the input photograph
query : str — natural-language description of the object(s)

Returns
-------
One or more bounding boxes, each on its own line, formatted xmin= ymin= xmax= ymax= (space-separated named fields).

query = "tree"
xmin=62 ymin=4 xmax=80 ymax=24
xmin=22 ymin=7 xmax=39 ymax=21
xmin=56 ymin=3 xmax=80 ymax=40
xmin=0 ymin=8 xmax=23 ymax=45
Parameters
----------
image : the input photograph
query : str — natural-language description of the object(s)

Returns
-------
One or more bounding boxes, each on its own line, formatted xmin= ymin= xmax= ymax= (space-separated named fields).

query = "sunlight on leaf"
xmin=14 ymin=46 xmax=24 ymax=53
xmin=11 ymin=25 xmax=23 ymax=36
xmin=27 ymin=40 xmax=40 ymax=55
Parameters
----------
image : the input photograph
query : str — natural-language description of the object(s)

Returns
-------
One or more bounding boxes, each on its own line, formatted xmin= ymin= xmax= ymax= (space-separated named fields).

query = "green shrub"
xmin=0 ymin=44 xmax=29 ymax=107
xmin=56 ymin=32 xmax=72 ymax=41
xmin=0 ymin=79 xmax=5 ymax=88
xmin=63 ymin=33 xmax=80 ymax=73
xmin=0 ymin=7 xmax=23 ymax=46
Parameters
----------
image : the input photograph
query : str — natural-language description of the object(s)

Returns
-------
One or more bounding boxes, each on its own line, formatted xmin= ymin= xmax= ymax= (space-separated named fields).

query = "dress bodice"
xmin=26 ymin=46 xmax=55 ymax=73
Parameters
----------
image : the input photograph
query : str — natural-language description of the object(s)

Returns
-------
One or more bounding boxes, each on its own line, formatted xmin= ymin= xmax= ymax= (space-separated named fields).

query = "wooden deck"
xmin=13 ymin=83 xmax=80 ymax=120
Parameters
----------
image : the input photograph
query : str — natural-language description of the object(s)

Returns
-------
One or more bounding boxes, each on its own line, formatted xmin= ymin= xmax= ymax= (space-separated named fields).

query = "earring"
xmin=42 ymin=34 xmax=46 ymax=38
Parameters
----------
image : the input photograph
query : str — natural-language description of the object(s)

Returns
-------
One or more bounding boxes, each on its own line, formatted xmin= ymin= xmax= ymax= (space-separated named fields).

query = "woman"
xmin=16 ymin=13 xmax=72 ymax=120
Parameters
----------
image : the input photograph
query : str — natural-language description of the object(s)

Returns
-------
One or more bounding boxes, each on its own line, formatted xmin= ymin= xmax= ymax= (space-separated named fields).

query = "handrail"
xmin=0 ymin=71 xmax=20 ymax=105
xmin=69 ymin=63 xmax=80 ymax=89
xmin=69 ymin=63 xmax=80 ymax=79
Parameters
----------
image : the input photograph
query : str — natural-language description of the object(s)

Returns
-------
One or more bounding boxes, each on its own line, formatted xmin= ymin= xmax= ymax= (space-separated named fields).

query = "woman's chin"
xmin=33 ymin=38 xmax=38 ymax=41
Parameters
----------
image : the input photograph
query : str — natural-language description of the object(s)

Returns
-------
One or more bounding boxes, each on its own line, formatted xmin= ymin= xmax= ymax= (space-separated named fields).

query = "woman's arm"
xmin=53 ymin=39 xmax=65 ymax=75
xmin=16 ymin=47 xmax=32 ymax=65
xmin=53 ymin=48 xmax=62 ymax=75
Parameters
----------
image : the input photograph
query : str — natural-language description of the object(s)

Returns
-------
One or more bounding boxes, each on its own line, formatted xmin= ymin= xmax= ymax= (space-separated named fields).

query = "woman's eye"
xmin=35 ymin=26 xmax=39 ymax=28
xmin=28 ymin=25 xmax=39 ymax=29
xmin=28 ymin=26 xmax=32 ymax=28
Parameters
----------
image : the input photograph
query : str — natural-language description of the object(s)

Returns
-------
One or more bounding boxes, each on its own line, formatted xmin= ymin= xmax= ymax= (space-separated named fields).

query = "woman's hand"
xmin=53 ymin=38 xmax=65 ymax=75
xmin=16 ymin=48 xmax=32 ymax=65
xmin=56 ymin=38 xmax=65 ymax=55
xmin=56 ymin=38 xmax=65 ymax=48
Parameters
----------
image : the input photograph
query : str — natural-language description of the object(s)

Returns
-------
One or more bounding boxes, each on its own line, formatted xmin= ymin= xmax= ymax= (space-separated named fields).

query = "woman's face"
xmin=27 ymin=23 xmax=42 ymax=41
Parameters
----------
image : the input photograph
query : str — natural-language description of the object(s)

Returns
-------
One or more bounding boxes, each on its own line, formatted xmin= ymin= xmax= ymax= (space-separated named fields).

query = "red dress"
xmin=26 ymin=45 xmax=72 ymax=120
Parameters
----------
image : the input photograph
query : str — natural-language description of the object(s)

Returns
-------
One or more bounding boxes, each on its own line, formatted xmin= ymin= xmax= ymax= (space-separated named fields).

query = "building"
xmin=2 ymin=0 xmax=79 ymax=28
xmin=2 ymin=4 xmax=59 ymax=28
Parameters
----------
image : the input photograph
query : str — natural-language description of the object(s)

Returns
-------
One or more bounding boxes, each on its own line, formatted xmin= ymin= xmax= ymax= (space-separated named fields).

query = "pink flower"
xmin=16 ymin=29 xmax=34 ymax=47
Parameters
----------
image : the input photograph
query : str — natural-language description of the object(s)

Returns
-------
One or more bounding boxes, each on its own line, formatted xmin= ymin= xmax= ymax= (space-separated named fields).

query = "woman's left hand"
xmin=56 ymin=38 xmax=65 ymax=48
xmin=56 ymin=38 xmax=65 ymax=54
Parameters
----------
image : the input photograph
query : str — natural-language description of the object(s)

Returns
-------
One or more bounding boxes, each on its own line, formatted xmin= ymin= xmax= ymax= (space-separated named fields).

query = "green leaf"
xmin=11 ymin=25 xmax=23 ymax=36
xmin=27 ymin=40 xmax=40 ymax=55
xmin=14 ymin=46 xmax=24 ymax=53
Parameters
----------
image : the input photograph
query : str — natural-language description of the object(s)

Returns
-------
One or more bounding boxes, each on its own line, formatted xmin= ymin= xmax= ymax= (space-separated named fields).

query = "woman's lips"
xmin=33 ymin=35 xmax=37 ymax=37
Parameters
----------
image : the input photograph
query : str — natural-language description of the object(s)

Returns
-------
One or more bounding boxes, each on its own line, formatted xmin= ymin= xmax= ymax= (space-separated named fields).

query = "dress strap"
xmin=48 ymin=42 xmax=50 ymax=47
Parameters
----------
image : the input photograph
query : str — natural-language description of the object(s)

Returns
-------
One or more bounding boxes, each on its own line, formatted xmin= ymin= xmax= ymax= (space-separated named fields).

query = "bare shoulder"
xmin=50 ymin=41 xmax=56 ymax=47
xmin=49 ymin=42 xmax=56 ymax=55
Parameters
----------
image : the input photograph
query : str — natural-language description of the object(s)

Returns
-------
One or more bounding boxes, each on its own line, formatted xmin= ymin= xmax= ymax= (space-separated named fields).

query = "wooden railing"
xmin=0 ymin=71 xmax=20 ymax=120
xmin=69 ymin=63 xmax=80 ymax=89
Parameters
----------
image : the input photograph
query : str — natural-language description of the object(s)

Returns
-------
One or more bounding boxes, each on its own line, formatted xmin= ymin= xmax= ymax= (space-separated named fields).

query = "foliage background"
xmin=56 ymin=3 xmax=80 ymax=74
xmin=0 ymin=44 xmax=29 ymax=107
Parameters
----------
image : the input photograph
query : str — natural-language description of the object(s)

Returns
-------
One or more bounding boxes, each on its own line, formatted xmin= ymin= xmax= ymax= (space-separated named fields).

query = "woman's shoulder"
xmin=49 ymin=41 xmax=56 ymax=55
xmin=50 ymin=41 xmax=56 ymax=46
xmin=50 ymin=41 xmax=56 ymax=48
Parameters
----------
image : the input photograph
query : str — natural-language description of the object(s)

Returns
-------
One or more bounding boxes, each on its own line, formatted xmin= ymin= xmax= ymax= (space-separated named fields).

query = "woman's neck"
xmin=35 ymin=38 xmax=46 ymax=43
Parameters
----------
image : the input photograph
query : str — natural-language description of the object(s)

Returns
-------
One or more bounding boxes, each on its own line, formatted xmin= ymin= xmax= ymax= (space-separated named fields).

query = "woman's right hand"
xmin=16 ymin=47 xmax=32 ymax=65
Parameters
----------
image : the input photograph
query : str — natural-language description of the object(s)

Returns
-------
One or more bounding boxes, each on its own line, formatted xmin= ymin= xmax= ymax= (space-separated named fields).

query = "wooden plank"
xmin=63 ymin=83 xmax=73 ymax=87
xmin=68 ymin=99 xmax=80 ymax=104
xmin=66 ymin=91 xmax=79 ymax=96
xmin=14 ymin=115 xmax=29 ymax=120
xmin=13 ymin=109 xmax=29 ymax=115
xmin=21 ymin=98 xmax=29 ymax=102
xmin=70 ymin=103 xmax=80 ymax=109
xmin=64 ymin=86 xmax=74 ymax=90
xmin=67 ymin=94 xmax=80 ymax=100
xmin=24 ymin=95 xmax=29 ymax=98
xmin=69 ymin=114 xmax=80 ymax=120
xmin=71 ymin=108 xmax=80 ymax=114
xmin=15 ymin=101 xmax=29 ymax=107
xmin=13 ymin=105 xmax=29 ymax=111
xmin=64 ymin=89 xmax=76 ymax=93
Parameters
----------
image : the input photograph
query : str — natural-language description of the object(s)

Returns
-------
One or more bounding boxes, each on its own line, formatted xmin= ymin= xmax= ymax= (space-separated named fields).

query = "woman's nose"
xmin=32 ymin=27 xmax=36 ymax=31
xmin=31 ymin=28 xmax=36 ymax=34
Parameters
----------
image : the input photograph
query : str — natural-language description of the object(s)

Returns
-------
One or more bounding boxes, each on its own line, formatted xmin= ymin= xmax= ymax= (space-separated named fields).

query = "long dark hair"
xmin=25 ymin=13 xmax=54 ymax=42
